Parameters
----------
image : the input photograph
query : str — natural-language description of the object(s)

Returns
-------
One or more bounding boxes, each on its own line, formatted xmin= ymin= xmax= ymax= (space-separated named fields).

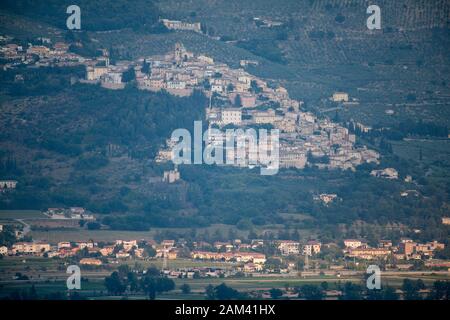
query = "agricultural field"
xmin=0 ymin=210 xmax=46 ymax=220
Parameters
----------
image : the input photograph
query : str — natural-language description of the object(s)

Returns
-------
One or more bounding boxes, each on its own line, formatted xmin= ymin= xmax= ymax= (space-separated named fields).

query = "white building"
xmin=160 ymin=19 xmax=202 ymax=33
xmin=344 ymin=239 xmax=363 ymax=249
xmin=163 ymin=167 xmax=181 ymax=183
xmin=0 ymin=246 xmax=7 ymax=255
xmin=370 ymin=168 xmax=399 ymax=179
xmin=0 ymin=180 xmax=17 ymax=189
xmin=253 ymin=109 xmax=281 ymax=124
xmin=57 ymin=242 xmax=71 ymax=250
xmin=115 ymin=240 xmax=138 ymax=251
xmin=278 ymin=240 xmax=300 ymax=255
xmin=332 ymin=92 xmax=349 ymax=102
xmin=86 ymin=66 xmax=108 ymax=81
xmin=303 ymin=241 xmax=321 ymax=256
xmin=12 ymin=242 xmax=51 ymax=255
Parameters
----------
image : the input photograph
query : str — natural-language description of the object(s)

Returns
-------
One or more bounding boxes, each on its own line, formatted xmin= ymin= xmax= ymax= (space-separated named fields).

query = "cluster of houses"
xmin=159 ymin=19 xmax=202 ymax=33
xmin=1 ymin=32 xmax=381 ymax=172
xmin=370 ymin=168 xmax=399 ymax=180
xmin=0 ymin=35 xmax=86 ymax=70
xmin=0 ymin=180 xmax=17 ymax=192
xmin=189 ymin=239 xmax=321 ymax=272
xmin=0 ymin=234 xmax=447 ymax=275
xmin=142 ymin=43 xmax=381 ymax=171
xmin=45 ymin=207 xmax=95 ymax=220
xmin=343 ymin=238 xmax=445 ymax=260
xmin=3 ymin=239 xmax=150 ymax=262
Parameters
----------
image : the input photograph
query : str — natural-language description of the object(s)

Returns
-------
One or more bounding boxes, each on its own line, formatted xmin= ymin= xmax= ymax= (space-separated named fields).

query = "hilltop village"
xmin=1 ymin=36 xmax=380 ymax=171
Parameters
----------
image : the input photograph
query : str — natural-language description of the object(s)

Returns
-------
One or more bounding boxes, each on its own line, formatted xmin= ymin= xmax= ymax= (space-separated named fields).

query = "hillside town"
xmin=0 ymin=36 xmax=380 ymax=171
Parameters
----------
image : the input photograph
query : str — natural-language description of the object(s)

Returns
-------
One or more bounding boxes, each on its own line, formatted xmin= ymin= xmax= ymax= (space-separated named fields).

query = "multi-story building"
xmin=12 ymin=242 xmax=51 ymax=255
xmin=399 ymin=241 xmax=415 ymax=256
xmin=278 ymin=240 xmax=300 ymax=255
xmin=303 ymin=241 xmax=322 ymax=256
xmin=115 ymin=240 xmax=138 ymax=252
xmin=347 ymin=248 xmax=391 ymax=260
xmin=86 ymin=66 xmax=108 ymax=81
xmin=99 ymin=246 xmax=115 ymax=257
xmin=253 ymin=109 xmax=281 ymax=124
xmin=332 ymin=92 xmax=349 ymax=102
xmin=343 ymin=239 xmax=364 ymax=249
xmin=57 ymin=242 xmax=71 ymax=250
xmin=0 ymin=180 xmax=17 ymax=190
xmin=221 ymin=108 xmax=242 ymax=125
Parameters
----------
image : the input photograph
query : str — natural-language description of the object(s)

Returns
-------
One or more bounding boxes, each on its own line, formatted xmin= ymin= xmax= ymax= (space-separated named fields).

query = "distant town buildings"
xmin=278 ymin=240 xmax=301 ymax=255
xmin=80 ymin=258 xmax=102 ymax=266
xmin=347 ymin=247 xmax=390 ymax=260
xmin=0 ymin=180 xmax=17 ymax=191
xmin=45 ymin=207 xmax=95 ymax=220
xmin=0 ymin=246 xmax=7 ymax=255
xmin=160 ymin=19 xmax=202 ymax=33
xmin=343 ymin=239 xmax=364 ymax=249
xmin=332 ymin=92 xmax=349 ymax=102
xmin=318 ymin=193 xmax=338 ymax=204
xmin=303 ymin=241 xmax=322 ymax=256
xmin=370 ymin=168 xmax=399 ymax=179
xmin=0 ymin=36 xmax=381 ymax=172
xmin=12 ymin=242 xmax=51 ymax=255
xmin=163 ymin=167 xmax=181 ymax=183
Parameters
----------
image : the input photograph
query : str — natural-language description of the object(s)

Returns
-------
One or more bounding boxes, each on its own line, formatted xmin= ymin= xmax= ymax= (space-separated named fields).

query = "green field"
xmin=30 ymin=230 xmax=154 ymax=243
xmin=0 ymin=210 xmax=46 ymax=220
xmin=29 ymin=223 xmax=276 ymax=243
xmin=391 ymin=138 xmax=450 ymax=164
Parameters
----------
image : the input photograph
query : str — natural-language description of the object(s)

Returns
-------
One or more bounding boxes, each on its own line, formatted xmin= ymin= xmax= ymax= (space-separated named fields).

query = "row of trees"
xmin=104 ymin=265 xmax=175 ymax=299
xmin=205 ymin=279 xmax=450 ymax=300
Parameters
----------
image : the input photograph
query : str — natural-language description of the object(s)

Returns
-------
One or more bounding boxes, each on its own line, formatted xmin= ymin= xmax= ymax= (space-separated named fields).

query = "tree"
xmin=180 ymin=283 xmax=191 ymax=294
xmin=402 ymin=279 xmax=423 ymax=300
xmin=383 ymin=286 xmax=399 ymax=300
xmin=156 ymin=277 xmax=175 ymax=293
xmin=339 ymin=282 xmax=362 ymax=300
xmin=141 ymin=61 xmax=151 ymax=74
xmin=141 ymin=276 xmax=156 ymax=300
xmin=429 ymin=281 xmax=450 ymax=300
xmin=205 ymin=284 xmax=215 ymax=299
xmin=298 ymin=284 xmax=324 ymax=300
xmin=118 ymin=264 xmax=130 ymax=278
xmin=140 ymin=266 xmax=174 ymax=299
xmin=144 ymin=245 xmax=157 ymax=257
xmin=234 ymin=94 xmax=242 ymax=107
xmin=127 ymin=272 xmax=140 ymax=292
xmin=269 ymin=288 xmax=283 ymax=299
xmin=104 ymin=271 xmax=126 ymax=295
xmin=122 ymin=67 xmax=135 ymax=82
xmin=214 ymin=283 xmax=242 ymax=300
